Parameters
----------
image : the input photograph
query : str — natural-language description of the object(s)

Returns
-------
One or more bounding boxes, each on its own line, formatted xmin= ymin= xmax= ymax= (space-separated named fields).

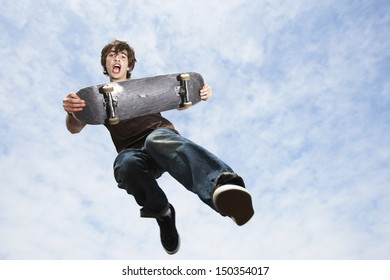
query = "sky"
xmin=0 ymin=0 xmax=389 ymax=260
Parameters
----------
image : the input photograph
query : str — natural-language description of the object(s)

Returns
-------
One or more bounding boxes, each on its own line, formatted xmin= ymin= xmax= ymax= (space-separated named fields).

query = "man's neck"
xmin=110 ymin=78 xmax=127 ymax=82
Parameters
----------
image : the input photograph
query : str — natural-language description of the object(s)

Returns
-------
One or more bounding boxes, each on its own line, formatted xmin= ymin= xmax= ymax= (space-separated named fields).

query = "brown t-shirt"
xmin=104 ymin=113 xmax=178 ymax=152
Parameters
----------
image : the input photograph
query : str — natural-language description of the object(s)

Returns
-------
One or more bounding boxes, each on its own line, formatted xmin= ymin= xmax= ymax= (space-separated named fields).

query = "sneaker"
xmin=212 ymin=172 xmax=254 ymax=226
xmin=156 ymin=204 xmax=180 ymax=255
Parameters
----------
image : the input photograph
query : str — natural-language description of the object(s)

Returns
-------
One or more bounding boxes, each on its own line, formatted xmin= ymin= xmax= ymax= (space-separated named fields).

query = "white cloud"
xmin=0 ymin=0 xmax=389 ymax=260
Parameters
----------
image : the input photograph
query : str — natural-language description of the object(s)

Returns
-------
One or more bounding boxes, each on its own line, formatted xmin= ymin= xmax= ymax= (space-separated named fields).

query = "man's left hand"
xmin=200 ymin=83 xmax=212 ymax=101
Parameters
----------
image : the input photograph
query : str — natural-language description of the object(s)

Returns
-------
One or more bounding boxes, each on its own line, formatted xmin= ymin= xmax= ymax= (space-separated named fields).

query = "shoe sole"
xmin=213 ymin=184 xmax=254 ymax=226
xmin=165 ymin=234 xmax=180 ymax=255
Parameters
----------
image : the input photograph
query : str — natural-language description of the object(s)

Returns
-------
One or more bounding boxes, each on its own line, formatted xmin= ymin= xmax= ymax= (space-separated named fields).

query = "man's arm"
xmin=63 ymin=92 xmax=86 ymax=134
xmin=65 ymin=113 xmax=86 ymax=134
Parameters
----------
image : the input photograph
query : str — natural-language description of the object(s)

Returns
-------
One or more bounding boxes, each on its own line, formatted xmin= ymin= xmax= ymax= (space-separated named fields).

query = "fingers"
xmin=200 ymin=83 xmax=212 ymax=101
xmin=63 ymin=92 xmax=86 ymax=113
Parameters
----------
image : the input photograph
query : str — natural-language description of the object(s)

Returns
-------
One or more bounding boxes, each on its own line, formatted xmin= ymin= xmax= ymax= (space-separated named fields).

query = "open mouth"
xmin=112 ymin=64 xmax=121 ymax=74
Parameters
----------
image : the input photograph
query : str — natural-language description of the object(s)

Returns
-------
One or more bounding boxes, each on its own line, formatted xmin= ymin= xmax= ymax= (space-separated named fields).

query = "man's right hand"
xmin=63 ymin=92 xmax=86 ymax=134
xmin=63 ymin=92 xmax=86 ymax=114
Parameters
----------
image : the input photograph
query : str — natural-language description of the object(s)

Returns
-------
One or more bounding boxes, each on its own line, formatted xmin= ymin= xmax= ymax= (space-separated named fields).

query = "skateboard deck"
xmin=73 ymin=72 xmax=204 ymax=125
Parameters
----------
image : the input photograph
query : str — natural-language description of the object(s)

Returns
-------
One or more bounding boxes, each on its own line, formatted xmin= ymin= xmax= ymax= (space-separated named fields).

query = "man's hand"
xmin=200 ymin=83 xmax=212 ymax=101
xmin=63 ymin=92 xmax=86 ymax=134
xmin=63 ymin=92 xmax=86 ymax=114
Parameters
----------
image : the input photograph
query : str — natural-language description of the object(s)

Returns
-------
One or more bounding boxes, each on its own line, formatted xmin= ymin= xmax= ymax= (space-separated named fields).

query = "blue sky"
xmin=0 ymin=0 xmax=389 ymax=259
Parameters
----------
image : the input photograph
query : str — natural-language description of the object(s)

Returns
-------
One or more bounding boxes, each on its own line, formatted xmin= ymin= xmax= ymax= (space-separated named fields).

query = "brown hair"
xmin=101 ymin=40 xmax=137 ymax=79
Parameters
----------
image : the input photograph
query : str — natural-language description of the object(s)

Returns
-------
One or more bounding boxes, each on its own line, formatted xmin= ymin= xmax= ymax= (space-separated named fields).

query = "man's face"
xmin=105 ymin=48 xmax=130 ymax=82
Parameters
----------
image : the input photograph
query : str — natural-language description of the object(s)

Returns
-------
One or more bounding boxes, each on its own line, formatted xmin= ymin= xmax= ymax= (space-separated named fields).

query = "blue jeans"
xmin=113 ymin=128 xmax=234 ymax=214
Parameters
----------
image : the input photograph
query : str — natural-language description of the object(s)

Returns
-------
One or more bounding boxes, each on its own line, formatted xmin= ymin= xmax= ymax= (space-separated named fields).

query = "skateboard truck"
xmin=177 ymin=73 xmax=192 ymax=109
xmin=100 ymin=85 xmax=120 ymax=125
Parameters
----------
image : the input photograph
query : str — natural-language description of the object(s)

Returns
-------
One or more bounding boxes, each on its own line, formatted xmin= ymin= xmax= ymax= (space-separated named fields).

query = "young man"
xmin=63 ymin=40 xmax=254 ymax=255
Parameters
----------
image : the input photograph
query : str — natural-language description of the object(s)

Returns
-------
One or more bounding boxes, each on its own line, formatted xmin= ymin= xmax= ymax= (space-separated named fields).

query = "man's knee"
xmin=144 ymin=128 xmax=180 ymax=155
xmin=114 ymin=150 xmax=142 ymax=180
xmin=145 ymin=128 xmax=166 ymax=147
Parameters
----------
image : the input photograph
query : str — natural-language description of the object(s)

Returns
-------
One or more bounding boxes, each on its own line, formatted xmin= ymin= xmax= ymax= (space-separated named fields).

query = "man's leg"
xmin=113 ymin=148 xmax=179 ymax=254
xmin=144 ymin=128 xmax=254 ymax=225
xmin=113 ymin=148 xmax=167 ymax=212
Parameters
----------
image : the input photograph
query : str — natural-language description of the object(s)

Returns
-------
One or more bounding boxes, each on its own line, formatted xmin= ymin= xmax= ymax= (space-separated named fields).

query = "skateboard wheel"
xmin=179 ymin=101 xmax=192 ymax=109
xmin=102 ymin=84 xmax=114 ymax=93
xmin=179 ymin=73 xmax=190 ymax=81
xmin=108 ymin=117 xmax=120 ymax=125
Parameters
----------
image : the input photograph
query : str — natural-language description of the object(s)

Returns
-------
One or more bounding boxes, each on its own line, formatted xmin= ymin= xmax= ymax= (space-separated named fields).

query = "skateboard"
xmin=73 ymin=72 xmax=204 ymax=125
